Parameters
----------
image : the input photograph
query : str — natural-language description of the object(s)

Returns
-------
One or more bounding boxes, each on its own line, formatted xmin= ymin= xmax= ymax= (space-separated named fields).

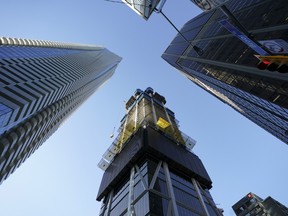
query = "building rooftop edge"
xmin=0 ymin=36 xmax=104 ymax=51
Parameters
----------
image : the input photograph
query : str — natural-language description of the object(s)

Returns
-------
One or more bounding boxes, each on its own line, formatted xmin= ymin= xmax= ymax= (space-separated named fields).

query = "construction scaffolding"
xmin=98 ymin=88 xmax=196 ymax=171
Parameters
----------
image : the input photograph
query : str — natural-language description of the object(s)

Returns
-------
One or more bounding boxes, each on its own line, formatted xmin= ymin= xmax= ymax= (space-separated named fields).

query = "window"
xmin=0 ymin=103 xmax=13 ymax=127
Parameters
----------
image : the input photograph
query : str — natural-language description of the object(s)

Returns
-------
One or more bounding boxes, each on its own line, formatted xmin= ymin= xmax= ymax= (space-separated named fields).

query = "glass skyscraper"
xmin=97 ymin=88 xmax=222 ymax=216
xmin=162 ymin=0 xmax=288 ymax=144
xmin=0 ymin=37 xmax=121 ymax=184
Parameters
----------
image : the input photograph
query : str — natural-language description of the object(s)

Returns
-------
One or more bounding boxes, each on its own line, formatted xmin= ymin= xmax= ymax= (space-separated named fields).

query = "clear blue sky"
xmin=0 ymin=0 xmax=287 ymax=215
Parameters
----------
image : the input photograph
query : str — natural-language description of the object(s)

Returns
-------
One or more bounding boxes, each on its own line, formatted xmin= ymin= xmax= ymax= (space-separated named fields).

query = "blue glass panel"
xmin=0 ymin=103 xmax=12 ymax=127
xmin=134 ymin=193 xmax=149 ymax=216
xmin=149 ymin=192 xmax=169 ymax=215
xmin=178 ymin=204 xmax=201 ymax=216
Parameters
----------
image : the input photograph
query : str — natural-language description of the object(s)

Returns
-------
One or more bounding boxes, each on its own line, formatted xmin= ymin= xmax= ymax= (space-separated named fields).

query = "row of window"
xmin=0 ymin=46 xmax=80 ymax=60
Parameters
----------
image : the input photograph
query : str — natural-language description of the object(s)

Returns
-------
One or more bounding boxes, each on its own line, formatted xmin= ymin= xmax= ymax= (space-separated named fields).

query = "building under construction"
xmin=96 ymin=87 xmax=223 ymax=216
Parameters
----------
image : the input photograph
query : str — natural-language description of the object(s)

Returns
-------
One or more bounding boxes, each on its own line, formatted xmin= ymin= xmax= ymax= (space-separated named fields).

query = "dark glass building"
xmin=233 ymin=192 xmax=288 ymax=216
xmin=162 ymin=0 xmax=288 ymax=144
xmin=0 ymin=37 xmax=121 ymax=184
xmin=97 ymin=87 xmax=223 ymax=216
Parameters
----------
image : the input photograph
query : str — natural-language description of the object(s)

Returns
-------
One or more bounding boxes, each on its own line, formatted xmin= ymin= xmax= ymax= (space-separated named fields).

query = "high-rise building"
xmin=233 ymin=192 xmax=288 ymax=216
xmin=162 ymin=0 xmax=288 ymax=144
xmin=0 ymin=37 xmax=121 ymax=184
xmin=97 ymin=87 xmax=222 ymax=216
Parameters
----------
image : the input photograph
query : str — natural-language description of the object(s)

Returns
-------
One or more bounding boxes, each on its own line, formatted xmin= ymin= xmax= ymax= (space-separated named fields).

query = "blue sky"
xmin=0 ymin=0 xmax=287 ymax=215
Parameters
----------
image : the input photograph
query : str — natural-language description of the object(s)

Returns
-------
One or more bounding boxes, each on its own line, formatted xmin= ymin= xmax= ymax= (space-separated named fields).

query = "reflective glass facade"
xmin=97 ymin=88 xmax=222 ymax=216
xmin=0 ymin=37 xmax=121 ymax=184
xmin=162 ymin=0 xmax=288 ymax=144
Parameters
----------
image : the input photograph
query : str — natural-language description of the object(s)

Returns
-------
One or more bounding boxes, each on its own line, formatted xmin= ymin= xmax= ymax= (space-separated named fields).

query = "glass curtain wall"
xmin=99 ymin=159 xmax=220 ymax=216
